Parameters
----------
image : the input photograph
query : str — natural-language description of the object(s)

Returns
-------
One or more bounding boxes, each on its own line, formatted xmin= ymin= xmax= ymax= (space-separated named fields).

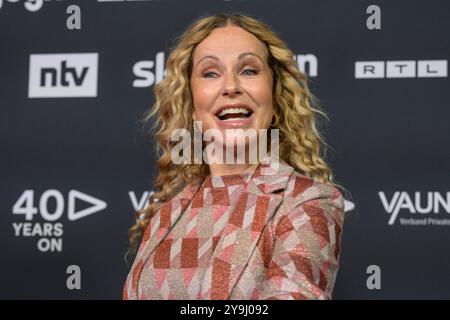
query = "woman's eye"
xmin=203 ymin=69 xmax=258 ymax=78
xmin=204 ymin=71 xmax=218 ymax=78
xmin=242 ymin=69 xmax=258 ymax=75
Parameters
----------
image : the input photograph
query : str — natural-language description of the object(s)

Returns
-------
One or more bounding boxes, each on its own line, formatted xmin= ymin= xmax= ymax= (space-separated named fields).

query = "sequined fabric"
xmin=123 ymin=158 xmax=345 ymax=300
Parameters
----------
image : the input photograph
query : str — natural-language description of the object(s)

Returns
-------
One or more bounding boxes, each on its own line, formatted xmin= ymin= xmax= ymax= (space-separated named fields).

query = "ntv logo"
xmin=379 ymin=191 xmax=450 ymax=226
xmin=28 ymin=53 xmax=98 ymax=98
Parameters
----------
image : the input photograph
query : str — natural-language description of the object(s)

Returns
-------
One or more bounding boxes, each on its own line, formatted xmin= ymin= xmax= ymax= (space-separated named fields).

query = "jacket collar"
xmin=177 ymin=157 xmax=294 ymax=200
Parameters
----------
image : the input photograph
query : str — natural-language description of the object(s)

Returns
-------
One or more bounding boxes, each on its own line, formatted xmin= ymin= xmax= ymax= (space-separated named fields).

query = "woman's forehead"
xmin=192 ymin=26 xmax=268 ymax=63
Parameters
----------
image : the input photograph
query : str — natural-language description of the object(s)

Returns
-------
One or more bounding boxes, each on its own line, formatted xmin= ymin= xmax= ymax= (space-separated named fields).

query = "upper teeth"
xmin=217 ymin=107 xmax=251 ymax=117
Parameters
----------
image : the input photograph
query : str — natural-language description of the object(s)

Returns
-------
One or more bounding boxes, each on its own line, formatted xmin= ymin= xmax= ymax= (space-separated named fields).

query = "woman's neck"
xmin=208 ymin=163 xmax=258 ymax=177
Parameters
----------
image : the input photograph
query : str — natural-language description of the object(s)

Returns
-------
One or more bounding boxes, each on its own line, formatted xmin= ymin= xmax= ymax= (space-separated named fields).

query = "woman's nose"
xmin=221 ymin=73 xmax=242 ymax=97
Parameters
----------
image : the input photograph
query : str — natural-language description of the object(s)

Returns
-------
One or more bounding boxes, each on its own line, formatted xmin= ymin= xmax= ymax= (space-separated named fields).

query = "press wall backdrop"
xmin=1 ymin=0 xmax=449 ymax=299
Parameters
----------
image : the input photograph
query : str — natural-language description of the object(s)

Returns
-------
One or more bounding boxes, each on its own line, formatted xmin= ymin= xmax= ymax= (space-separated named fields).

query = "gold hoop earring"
xmin=271 ymin=113 xmax=280 ymax=127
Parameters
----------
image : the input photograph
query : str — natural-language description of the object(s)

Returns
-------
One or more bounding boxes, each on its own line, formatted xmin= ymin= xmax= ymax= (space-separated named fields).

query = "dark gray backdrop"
xmin=1 ymin=0 xmax=449 ymax=299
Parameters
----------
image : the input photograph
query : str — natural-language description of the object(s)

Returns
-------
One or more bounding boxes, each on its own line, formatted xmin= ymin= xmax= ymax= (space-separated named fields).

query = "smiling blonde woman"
xmin=123 ymin=12 xmax=347 ymax=300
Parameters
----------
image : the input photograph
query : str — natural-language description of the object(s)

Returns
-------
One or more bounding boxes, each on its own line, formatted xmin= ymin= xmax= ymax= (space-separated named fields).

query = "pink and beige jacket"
xmin=123 ymin=158 xmax=345 ymax=300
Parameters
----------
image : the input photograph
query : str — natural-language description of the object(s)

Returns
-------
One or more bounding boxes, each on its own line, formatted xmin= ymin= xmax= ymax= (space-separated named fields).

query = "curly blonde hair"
xmin=126 ymin=12 xmax=347 ymax=261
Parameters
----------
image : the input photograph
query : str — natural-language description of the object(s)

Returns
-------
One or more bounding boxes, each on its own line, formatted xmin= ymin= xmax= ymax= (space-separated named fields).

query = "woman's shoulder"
xmin=280 ymin=169 xmax=345 ymax=218
xmin=267 ymin=169 xmax=345 ymax=243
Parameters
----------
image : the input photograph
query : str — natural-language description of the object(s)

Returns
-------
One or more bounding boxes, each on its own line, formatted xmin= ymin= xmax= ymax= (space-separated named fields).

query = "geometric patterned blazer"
xmin=123 ymin=157 xmax=345 ymax=300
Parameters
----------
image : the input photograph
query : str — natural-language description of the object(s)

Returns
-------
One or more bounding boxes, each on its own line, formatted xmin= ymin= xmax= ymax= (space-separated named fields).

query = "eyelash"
xmin=203 ymin=69 xmax=258 ymax=78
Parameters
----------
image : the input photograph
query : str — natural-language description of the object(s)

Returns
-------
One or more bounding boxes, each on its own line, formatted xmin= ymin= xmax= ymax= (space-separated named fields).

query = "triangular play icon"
xmin=68 ymin=190 xmax=107 ymax=221
xmin=344 ymin=199 xmax=355 ymax=212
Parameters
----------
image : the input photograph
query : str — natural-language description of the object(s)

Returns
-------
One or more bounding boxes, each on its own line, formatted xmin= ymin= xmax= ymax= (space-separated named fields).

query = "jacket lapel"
xmin=200 ymin=158 xmax=294 ymax=299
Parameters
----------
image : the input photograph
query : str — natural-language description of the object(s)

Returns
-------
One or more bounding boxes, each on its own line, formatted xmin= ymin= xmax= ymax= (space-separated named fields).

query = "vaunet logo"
xmin=12 ymin=189 xmax=107 ymax=252
xmin=28 ymin=53 xmax=98 ymax=98
xmin=379 ymin=191 xmax=450 ymax=226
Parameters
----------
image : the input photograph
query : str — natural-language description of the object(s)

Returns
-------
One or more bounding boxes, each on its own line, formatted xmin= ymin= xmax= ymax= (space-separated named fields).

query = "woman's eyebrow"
xmin=238 ymin=52 xmax=264 ymax=63
xmin=196 ymin=55 xmax=219 ymax=66
xmin=195 ymin=51 xmax=264 ymax=67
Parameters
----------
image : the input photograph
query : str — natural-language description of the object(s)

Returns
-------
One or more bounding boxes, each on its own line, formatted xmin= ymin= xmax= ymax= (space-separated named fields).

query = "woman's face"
xmin=190 ymin=25 xmax=274 ymax=155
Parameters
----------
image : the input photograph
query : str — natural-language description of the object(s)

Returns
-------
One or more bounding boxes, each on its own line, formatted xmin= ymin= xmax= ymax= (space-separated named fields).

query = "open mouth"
xmin=215 ymin=107 xmax=254 ymax=121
